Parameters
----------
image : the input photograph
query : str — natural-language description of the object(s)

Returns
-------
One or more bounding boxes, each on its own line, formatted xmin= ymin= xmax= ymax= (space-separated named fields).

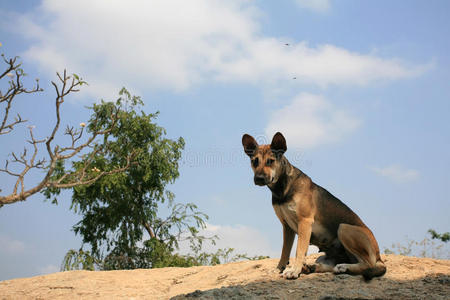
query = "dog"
xmin=242 ymin=132 xmax=386 ymax=280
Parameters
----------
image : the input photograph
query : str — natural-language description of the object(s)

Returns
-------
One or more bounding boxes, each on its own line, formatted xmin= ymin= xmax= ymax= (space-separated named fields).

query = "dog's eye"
xmin=266 ymin=159 xmax=275 ymax=166
xmin=252 ymin=157 xmax=259 ymax=167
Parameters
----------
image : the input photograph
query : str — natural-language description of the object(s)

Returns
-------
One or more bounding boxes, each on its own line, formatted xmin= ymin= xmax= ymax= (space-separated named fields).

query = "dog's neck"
xmin=268 ymin=156 xmax=301 ymax=204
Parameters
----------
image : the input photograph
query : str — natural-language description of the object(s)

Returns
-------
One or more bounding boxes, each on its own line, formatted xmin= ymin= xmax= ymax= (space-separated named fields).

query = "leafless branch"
xmin=0 ymin=55 xmax=42 ymax=135
xmin=0 ymin=63 xmax=133 ymax=206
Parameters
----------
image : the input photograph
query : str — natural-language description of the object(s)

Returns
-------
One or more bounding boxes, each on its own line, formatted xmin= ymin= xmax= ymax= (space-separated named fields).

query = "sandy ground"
xmin=1 ymin=254 xmax=449 ymax=299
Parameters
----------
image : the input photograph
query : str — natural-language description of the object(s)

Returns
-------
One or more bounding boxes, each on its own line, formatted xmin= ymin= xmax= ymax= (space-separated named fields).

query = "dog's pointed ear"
xmin=242 ymin=134 xmax=258 ymax=157
xmin=271 ymin=132 xmax=287 ymax=157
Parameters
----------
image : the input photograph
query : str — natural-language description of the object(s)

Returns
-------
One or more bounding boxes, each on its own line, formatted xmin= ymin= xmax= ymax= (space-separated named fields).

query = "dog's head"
xmin=242 ymin=132 xmax=287 ymax=186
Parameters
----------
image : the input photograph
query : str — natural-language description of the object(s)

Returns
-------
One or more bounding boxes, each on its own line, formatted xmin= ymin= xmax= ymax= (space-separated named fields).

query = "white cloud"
xmin=38 ymin=264 xmax=59 ymax=275
xmin=0 ymin=234 xmax=25 ymax=254
xmin=177 ymin=223 xmax=319 ymax=259
xmin=177 ymin=223 xmax=279 ymax=258
xmin=371 ymin=164 xmax=420 ymax=183
xmin=265 ymin=93 xmax=360 ymax=149
xmin=204 ymin=223 xmax=278 ymax=257
xmin=295 ymin=0 xmax=331 ymax=13
xmin=9 ymin=0 xmax=430 ymax=99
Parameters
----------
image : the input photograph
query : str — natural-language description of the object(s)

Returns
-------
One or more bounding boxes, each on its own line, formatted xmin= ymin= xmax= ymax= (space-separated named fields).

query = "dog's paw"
xmin=301 ymin=264 xmax=315 ymax=274
xmin=276 ymin=262 xmax=288 ymax=273
xmin=276 ymin=266 xmax=286 ymax=273
xmin=281 ymin=265 xmax=302 ymax=279
xmin=333 ymin=264 xmax=349 ymax=274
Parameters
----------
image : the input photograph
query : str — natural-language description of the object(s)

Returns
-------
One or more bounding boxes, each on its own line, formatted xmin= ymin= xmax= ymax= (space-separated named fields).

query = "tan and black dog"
xmin=242 ymin=132 xmax=386 ymax=280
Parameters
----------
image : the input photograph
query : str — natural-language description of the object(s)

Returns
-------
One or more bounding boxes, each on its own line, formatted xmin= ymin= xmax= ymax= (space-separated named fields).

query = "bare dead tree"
xmin=0 ymin=56 xmax=135 ymax=206
xmin=0 ymin=54 xmax=41 ymax=135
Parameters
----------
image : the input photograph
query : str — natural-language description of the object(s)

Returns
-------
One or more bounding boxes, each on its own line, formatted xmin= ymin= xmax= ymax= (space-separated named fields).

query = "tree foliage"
xmin=61 ymin=249 xmax=98 ymax=271
xmin=428 ymin=229 xmax=450 ymax=243
xmin=47 ymin=88 xmax=195 ymax=269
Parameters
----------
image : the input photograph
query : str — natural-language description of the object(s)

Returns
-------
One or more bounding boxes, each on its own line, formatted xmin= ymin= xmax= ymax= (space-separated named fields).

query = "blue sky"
xmin=1 ymin=0 xmax=449 ymax=280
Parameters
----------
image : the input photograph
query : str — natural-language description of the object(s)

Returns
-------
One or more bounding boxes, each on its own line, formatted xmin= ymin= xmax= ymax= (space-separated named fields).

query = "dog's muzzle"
xmin=254 ymin=175 xmax=269 ymax=186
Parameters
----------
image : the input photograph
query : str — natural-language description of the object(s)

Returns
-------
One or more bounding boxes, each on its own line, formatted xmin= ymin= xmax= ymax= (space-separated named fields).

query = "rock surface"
xmin=1 ymin=254 xmax=449 ymax=299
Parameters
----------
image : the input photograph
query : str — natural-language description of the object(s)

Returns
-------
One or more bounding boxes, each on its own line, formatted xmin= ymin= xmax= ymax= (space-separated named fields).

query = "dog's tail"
xmin=362 ymin=260 xmax=386 ymax=281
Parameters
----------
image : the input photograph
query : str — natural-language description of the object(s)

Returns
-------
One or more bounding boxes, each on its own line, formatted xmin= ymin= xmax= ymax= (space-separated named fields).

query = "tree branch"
xmin=0 ymin=55 xmax=41 ymax=135
xmin=142 ymin=221 xmax=156 ymax=239
xmin=0 ymin=63 xmax=132 ymax=206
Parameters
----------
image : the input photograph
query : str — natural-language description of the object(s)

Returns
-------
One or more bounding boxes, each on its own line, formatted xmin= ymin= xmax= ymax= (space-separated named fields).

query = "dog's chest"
xmin=273 ymin=202 xmax=298 ymax=233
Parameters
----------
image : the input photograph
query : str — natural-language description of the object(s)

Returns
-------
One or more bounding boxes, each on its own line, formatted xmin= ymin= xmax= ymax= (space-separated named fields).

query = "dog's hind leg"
xmin=334 ymin=224 xmax=386 ymax=279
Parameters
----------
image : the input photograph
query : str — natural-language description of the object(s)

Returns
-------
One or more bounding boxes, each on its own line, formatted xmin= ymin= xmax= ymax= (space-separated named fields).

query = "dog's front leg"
xmin=277 ymin=223 xmax=295 ymax=272
xmin=282 ymin=218 xmax=313 ymax=279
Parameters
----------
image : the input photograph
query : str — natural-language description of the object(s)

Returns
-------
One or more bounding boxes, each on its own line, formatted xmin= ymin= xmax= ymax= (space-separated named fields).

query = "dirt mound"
xmin=1 ymin=254 xmax=449 ymax=299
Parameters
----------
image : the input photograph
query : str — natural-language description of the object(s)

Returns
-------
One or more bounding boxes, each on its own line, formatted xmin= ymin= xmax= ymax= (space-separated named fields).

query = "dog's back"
xmin=314 ymin=184 xmax=366 ymax=231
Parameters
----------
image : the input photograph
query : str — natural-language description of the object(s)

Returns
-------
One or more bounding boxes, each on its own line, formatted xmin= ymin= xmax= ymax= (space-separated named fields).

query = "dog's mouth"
xmin=254 ymin=176 xmax=274 ymax=186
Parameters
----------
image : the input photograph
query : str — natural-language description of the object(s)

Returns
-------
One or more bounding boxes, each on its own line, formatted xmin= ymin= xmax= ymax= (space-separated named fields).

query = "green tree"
xmin=428 ymin=229 xmax=450 ymax=243
xmin=46 ymin=88 xmax=207 ymax=270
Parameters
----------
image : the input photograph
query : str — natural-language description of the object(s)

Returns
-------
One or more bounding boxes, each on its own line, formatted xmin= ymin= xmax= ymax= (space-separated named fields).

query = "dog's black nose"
xmin=254 ymin=175 xmax=266 ymax=186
